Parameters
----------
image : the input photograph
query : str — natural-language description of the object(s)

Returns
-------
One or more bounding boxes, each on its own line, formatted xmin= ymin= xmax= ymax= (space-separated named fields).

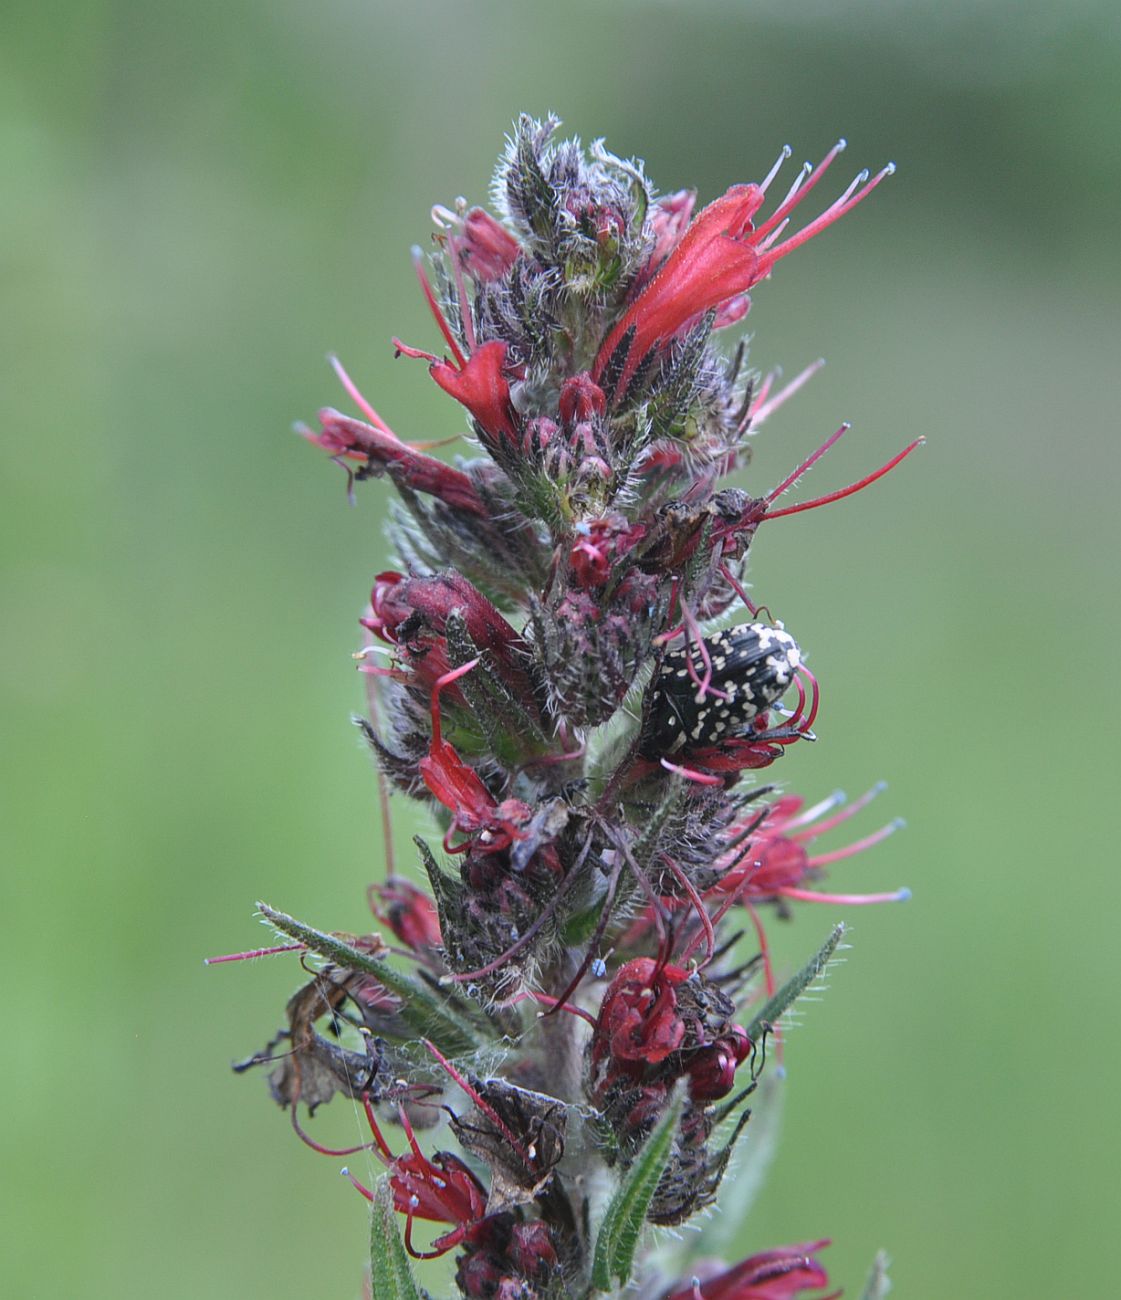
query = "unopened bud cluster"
xmin=232 ymin=114 xmax=915 ymax=1299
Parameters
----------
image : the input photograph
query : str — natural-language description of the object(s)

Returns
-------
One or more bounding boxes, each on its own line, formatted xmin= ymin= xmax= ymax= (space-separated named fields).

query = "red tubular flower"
xmin=636 ymin=189 xmax=697 ymax=289
xmin=591 ymin=957 xmax=689 ymax=1072
xmin=568 ymin=513 xmax=646 ymax=589
xmin=457 ymin=205 xmax=525 ymax=282
xmin=663 ymin=1241 xmax=833 ymax=1300
xmin=594 ymin=142 xmax=893 ymax=395
xmin=303 ymin=408 xmax=487 ymax=514
xmin=426 ymin=339 xmax=520 ymax=447
xmin=417 ymin=660 xmax=535 ymax=856
xmin=347 ymin=1099 xmax=490 ymax=1259
xmin=397 ymin=251 xmax=522 ymax=448
xmin=369 ymin=877 xmax=442 ymax=952
xmin=558 ymin=372 xmax=608 ymax=424
xmin=361 ymin=570 xmax=539 ymax=711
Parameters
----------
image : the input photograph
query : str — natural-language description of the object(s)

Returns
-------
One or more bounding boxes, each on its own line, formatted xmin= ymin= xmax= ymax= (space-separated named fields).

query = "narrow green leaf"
xmin=859 ymin=1249 xmax=892 ymax=1300
xmin=745 ymin=923 xmax=845 ymax=1042
xmin=369 ymin=1177 xmax=425 ymax=1300
xmin=257 ymin=902 xmax=486 ymax=1055
xmin=591 ymin=1089 xmax=684 ymax=1291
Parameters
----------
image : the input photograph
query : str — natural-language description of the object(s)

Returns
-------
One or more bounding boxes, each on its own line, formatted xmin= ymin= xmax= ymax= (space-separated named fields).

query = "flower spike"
xmin=235 ymin=114 xmax=918 ymax=1298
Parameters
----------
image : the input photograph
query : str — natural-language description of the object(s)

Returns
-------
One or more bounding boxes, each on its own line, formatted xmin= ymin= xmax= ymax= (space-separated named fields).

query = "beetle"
xmin=643 ymin=622 xmax=806 ymax=757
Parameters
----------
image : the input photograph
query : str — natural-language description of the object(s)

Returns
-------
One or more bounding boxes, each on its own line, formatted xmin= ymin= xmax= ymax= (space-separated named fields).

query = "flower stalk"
xmin=226 ymin=114 xmax=916 ymax=1298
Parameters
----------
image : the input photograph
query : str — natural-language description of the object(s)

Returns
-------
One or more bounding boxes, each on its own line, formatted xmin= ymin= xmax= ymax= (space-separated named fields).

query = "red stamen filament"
xmin=717 ymin=562 xmax=759 ymax=619
xmin=748 ymin=357 xmax=825 ymax=427
xmin=745 ymin=901 xmax=777 ymax=1000
xmin=759 ymin=143 xmax=793 ymax=194
xmin=411 ymin=247 xmax=467 ymax=368
xmin=289 ymin=1104 xmax=374 ymax=1158
xmin=795 ymin=787 xmax=884 ymax=840
xmin=753 ymin=139 xmax=848 ymax=242
xmin=661 ymin=757 xmax=723 ymax=786
xmin=765 ymin=162 xmax=895 ymax=264
xmin=512 ymin=989 xmax=597 ymax=1027
xmin=778 ymin=885 xmax=911 ymax=905
xmin=430 ymin=658 xmax=480 ymax=745
xmin=421 ymin=1040 xmax=533 ymax=1166
xmin=204 ymin=943 xmax=305 ymax=964
xmin=766 ymin=424 xmax=850 ymax=505
xmin=810 ymin=818 xmax=905 ymax=865
xmin=329 ymin=354 xmax=394 ymax=432
xmin=680 ymin=599 xmax=731 ymax=703
xmin=767 ymin=437 xmax=925 ymax=521
xmin=341 ymin=1167 xmax=375 ymax=1201
xmin=662 ymin=854 xmax=716 ymax=966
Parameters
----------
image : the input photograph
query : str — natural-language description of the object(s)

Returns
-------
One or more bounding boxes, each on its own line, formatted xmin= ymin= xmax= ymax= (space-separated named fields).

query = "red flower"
xmin=347 ymin=1099 xmax=490 ymax=1260
xmin=426 ymin=339 xmax=520 ymax=447
xmin=298 ymin=353 xmax=487 ymax=513
xmin=361 ymin=569 xmax=537 ymax=707
xmin=714 ymin=788 xmax=908 ymax=908
xmin=591 ymin=957 xmax=690 ymax=1070
xmin=369 ymin=877 xmax=441 ymax=953
xmin=434 ymin=204 xmax=520 ymax=282
xmin=303 ymin=408 xmax=485 ymax=515
xmin=594 ymin=142 xmax=893 ymax=395
xmin=589 ymin=957 xmax=750 ymax=1104
xmin=397 ymin=252 xmax=522 ymax=448
xmin=663 ymin=1241 xmax=833 ymax=1300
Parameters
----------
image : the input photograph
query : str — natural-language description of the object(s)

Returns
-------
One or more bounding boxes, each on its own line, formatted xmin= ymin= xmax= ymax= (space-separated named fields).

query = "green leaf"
xmin=859 ymin=1249 xmax=892 ymax=1300
xmin=745 ymin=923 xmax=845 ymax=1042
xmin=369 ymin=1177 xmax=425 ymax=1300
xmin=257 ymin=902 xmax=487 ymax=1055
xmin=591 ymin=1088 xmax=684 ymax=1292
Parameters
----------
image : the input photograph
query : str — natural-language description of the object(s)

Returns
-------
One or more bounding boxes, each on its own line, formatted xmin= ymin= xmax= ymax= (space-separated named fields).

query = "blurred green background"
xmin=4 ymin=1 xmax=1119 ymax=1295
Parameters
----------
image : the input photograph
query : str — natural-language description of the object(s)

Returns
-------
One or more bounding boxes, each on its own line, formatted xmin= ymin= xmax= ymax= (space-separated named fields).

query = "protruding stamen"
xmin=512 ymin=989 xmax=597 ymax=1026
xmin=797 ymin=781 xmax=887 ymax=839
xmin=329 ymin=354 xmax=393 ymax=432
xmin=777 ymin=885 xmax=911 ymax=905
xmin=748 ymin=358 xmax=825 ymax=428
xmin=661 ymin=757 xmax=723 ymax=787
xmin=795 ymin=664 xmax=820 ymax=733
xmin=761 ymin=161 xmax=813 ymax=238
xmin=759 ymin=144 xmax=793 ymax=194
xmin=204 ymin=943 xmax=305 ymax=964
xmin=754 ymin=139 xmax=848 ymax=242
xmin=766 ymin=436 xmax=924 ymax=520
xmin=341 ymin=1167 xmax=374 ymax=1201
xmin=766 ymin=424 xmax=850 ymax=505
xmin=289 ymin=1103 xmax=373 ymax=1157
xmin=811 ymin=818 xmax=906 ymax=866
xmin=784 ymin=789 xmax=847 ymax=830
xmin=422 ymin=1040 xmax=532 ymax=1164
xmin=429 ymin=658 xmax=480 ymax=745
xmin=764 ymin=160 xmax=895 ymax=264
xmin=680 ymin=600 xmax=732 ymax=704
xmin=663 ymin=854 xmax=716 ymax=965
xmin=410 ymin=246 xmax=467 ymax=369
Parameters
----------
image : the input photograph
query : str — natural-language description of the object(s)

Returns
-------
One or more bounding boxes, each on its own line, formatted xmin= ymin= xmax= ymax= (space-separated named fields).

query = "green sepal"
xmin=414 ymin=835 xmax=466 ymax=938
xmin=560 ymin=900 xmax=604 ymax=947
xmin=859 ymin=1249 xmax=892 ymax=1300
xmin=591 ymin=1087 xmax=684 ymax=1292
xmin=745 ymin=923 xmax=845 ymax=1042
xmin=257 ymin=902 xmax=488 ymax=1055
xmin=369 ymin=1176 xmax=426 ymax=1300
xmin=444 ymin=610 xmax=549 ymax=761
